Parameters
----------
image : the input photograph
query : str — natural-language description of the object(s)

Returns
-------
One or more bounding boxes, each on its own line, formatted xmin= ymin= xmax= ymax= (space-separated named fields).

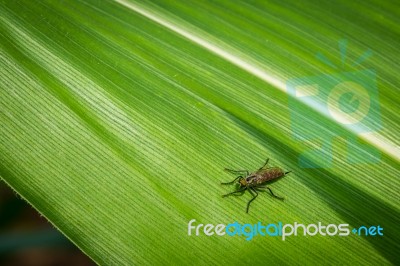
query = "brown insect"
xmin=221 ymin=159 xmax=291 ymax=213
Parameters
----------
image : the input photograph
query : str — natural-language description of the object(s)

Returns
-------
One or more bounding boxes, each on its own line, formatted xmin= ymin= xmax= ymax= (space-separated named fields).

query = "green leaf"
xmin=1 ymin=0 xmax=399 ymax=264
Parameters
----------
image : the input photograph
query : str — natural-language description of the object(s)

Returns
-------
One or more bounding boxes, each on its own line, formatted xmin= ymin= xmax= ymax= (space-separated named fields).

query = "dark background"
xmin=0 ymin=180 xmax=95 ymax=266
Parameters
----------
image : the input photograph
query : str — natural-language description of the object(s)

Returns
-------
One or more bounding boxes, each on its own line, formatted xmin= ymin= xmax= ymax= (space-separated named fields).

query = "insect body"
xmin=221 ymin=159 xmax=290 ymax=213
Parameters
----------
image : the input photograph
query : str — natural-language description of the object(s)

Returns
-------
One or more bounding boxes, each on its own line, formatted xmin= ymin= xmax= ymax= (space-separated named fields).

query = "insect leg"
xmin=231 ymin=190 xmax=246 ymax=197
xmin=266 ymin=187 xmax=284 ymax=200
xmin=258 ymin=158 xmax=270 ymax=171
xmin=224 ymin=168 xmax=249 ymax=176
xmin=284 ymin=171 xmax=292 ymax=175
xmin=222 ymin=187 xmax=247 ymax=197
xmin=254 ymin=186 xmax=284 ymax=200
xmin=221 ymin=175 xmax=243 ymax=185
xmin=246 ymin=188 xmax=258 ymax=213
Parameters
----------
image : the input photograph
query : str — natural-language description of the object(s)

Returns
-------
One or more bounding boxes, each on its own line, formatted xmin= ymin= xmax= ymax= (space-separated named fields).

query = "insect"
xmin=221 ymin=159 xmax=291 ymax=213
